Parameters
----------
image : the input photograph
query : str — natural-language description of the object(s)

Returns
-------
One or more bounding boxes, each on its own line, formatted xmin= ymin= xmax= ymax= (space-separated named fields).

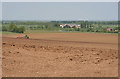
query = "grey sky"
xmin=2 ymin=2 xmax=118 ymax=21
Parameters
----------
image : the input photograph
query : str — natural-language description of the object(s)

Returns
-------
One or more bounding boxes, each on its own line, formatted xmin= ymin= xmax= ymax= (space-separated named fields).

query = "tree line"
xmin=2 ymin=22 xmax=25 ymax=33
xmin=2 ymin=21 xmax=119 ymax=33
xmin=2 ymin=20 xmax=118 ymax=25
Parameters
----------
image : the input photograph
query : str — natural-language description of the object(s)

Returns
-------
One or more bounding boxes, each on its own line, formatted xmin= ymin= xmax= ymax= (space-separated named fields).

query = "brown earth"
xmin=2 ymin=33 xmax=118 ymax=77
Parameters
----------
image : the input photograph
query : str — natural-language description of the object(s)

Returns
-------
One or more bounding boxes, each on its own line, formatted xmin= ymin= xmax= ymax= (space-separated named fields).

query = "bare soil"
xmin=2 ymin=33 xmax=118 ymax=77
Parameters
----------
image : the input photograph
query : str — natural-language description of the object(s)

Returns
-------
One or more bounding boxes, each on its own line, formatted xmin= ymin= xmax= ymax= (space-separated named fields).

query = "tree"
xmin=2 ymin=26 xmax=7 ymax=31
xmin=12 ymin=25 xmax=18 ymax=32
xmin=45 ymin=25 xmax=48 ymax=29
xmin=18 ymin=26 xmax=25 ymax=33
xmin=72 ymin=26 xmax=76 ymax=28
xmin=54 ymin=23 xmax=60 ymax=27
xmin=8 ymin=22 xmax=15 ymax=32
xmin=64 ymin=25 xmax=70 ymax=28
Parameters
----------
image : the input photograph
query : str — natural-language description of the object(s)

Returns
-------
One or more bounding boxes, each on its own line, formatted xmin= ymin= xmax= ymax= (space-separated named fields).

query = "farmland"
xmin=2 ymin=32 xmax=118 ymax=77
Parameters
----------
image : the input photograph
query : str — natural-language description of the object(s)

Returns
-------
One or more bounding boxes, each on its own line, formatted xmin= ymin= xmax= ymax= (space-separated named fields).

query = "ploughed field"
xmin=2 ymin=33 xmax=118 ymax=77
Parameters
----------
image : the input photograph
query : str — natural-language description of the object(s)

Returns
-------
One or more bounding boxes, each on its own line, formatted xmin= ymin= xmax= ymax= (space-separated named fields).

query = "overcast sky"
xmin=2 ymin=2 xmax=118 ymax=21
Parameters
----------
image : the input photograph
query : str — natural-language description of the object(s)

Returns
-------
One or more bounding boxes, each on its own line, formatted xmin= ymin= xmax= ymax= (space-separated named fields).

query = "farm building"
xmin=60 ymin=24 xmax=81 ymax=28
xmin=107 ymin=28 xmax=114 ymax=31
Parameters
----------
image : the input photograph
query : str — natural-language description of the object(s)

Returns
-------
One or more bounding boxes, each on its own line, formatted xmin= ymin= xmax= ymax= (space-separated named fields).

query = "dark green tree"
xmin=2 ymin=26 xmax=7 ymax=31
xmin=8 ymin=22 xmax=15 ymax=32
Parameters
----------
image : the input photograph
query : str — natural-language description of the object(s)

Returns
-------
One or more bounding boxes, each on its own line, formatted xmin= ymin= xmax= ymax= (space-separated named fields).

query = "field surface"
xmin=2 ymin=33 xmax=118 ymax=77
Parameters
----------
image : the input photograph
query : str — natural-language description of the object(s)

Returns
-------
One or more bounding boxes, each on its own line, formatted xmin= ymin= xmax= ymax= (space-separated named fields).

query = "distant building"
xmin=60 ymin=24 xmax=81 ymax=28
xmin=107 ymin=28 xmax=114 ymax=31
